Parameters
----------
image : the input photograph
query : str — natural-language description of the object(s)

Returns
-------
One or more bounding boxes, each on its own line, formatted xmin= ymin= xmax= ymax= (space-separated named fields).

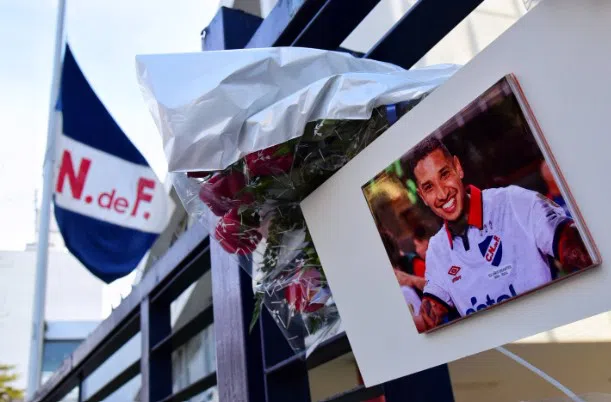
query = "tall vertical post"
xmin=27 ymin=0 xmax=67 ymax=398
xmin=205 ymin=8 xmax=267 ymax=402
xmin=260 ymin=311 xmax=311 ymax=402
xmin=210 ymin=243 xmax=266 ymax=402
xmin=140 ymin=297 xmax=173 ymax=402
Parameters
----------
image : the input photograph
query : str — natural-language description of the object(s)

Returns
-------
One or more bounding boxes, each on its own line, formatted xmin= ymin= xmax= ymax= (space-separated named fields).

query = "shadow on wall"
xmin=450 ymin=343 xmax=611 ymax=402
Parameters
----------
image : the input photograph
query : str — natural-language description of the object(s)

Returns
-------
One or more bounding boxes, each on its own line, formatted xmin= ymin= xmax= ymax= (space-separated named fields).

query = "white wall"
xmin=44 ymin=251 xmax=105 ymax=321
xmin=0 ymin=249 xmax=105 ymax=389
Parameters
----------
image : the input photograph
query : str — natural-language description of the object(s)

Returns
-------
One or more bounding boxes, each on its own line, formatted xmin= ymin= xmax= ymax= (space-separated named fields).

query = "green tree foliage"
xmin=0 ymin=365 xmax=24 ymax=402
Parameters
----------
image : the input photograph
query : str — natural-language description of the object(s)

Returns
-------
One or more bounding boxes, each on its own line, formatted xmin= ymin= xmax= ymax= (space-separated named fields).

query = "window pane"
xmin=42 ymin=340 xmax=82 ymax=372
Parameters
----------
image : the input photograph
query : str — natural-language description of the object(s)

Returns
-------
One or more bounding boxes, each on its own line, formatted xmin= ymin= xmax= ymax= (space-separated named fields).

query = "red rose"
xmin=199 ymin=174 xmax=231 ymax=216
xmin=199 ymin=171 xmax=254 ymax=216
xmin=245 ymin=145 xmax=294 ymax=176
xmin=215 ymin=209 xmax=262 ymax=255
xmin=284 ymin=267 xmax=327 ymax=313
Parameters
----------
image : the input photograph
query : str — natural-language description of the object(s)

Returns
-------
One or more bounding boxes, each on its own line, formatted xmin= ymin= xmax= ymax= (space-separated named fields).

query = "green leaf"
xmin=394 ymin=160 xmax=403 ymax=177
xmin=273 ymin=142 xmax=294 ymax=156
xmin=249 ymin=293 xmax=265 ymax=333
xmin=0 ymin=364 xmax=23 ymax=401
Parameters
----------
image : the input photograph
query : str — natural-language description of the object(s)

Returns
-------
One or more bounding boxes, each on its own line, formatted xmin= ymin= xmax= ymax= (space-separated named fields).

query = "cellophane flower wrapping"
xmin=172 ymin=101 xmax=431 ymax=353
xmin=137 ymin=47 xmax=458 ymax=355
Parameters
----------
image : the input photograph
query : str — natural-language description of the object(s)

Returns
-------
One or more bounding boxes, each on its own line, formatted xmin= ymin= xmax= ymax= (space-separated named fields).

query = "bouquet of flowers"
xmin=138 ymin=47 xmax=458 ymax=354
xmin=176 ymin=100 xmax=429 ymax=351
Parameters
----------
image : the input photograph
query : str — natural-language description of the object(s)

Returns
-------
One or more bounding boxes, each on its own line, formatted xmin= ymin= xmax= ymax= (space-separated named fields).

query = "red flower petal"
xmin=215 ymin=209 xmax=261 ymax=255
xmin=198 ymin=174 xmax=232 ymax=216
xmin=199 ymin=171 xmax=254 ymax=216
xmin=245 ymin=146 xmax=294 ymax=176
xmin=284 ymin=268 xmax=325 ymax=313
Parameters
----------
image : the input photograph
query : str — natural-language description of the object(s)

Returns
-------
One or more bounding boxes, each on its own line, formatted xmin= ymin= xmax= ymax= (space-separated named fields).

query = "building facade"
xmin=0 ymin=244 xmax=104 ymax=394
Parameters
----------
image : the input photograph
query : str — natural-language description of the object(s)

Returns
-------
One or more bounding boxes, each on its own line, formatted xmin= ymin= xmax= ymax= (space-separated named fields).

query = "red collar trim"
xmin=467 ymin=185 xmax=484 ymax=229
xmin=444 ymin=221 xmax=454 ymax=249
xmin=443 ymin=185 xmax=484 ymax=249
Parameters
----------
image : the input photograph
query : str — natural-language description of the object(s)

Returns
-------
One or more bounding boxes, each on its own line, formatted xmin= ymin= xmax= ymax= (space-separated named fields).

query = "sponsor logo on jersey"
xmin=465 ymin=284 xmax=517 ymax=315
xmin=448 ymin=266 xmax=461 ymax=276
xmin=478 ymin=235 xmax=503 ymax=267
xmin=448 ymin=266 xmax=462 ymax=283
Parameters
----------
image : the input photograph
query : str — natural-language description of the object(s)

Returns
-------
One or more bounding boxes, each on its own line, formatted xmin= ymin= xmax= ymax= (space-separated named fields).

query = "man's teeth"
xmin=443 ymin=198 xmax=455 ymax=209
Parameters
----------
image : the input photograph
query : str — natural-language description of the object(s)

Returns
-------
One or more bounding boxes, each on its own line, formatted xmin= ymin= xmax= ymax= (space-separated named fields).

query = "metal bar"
xmin=210 ymin=243 xmax=265 ymax=402
xmin=151 ymin=305 xmax=214 ymax=356
xmin=337 ymin=47 xmax=365 ymax=57
xmin=30 ymin=223 xmax=208 ymax=402
xmin=264 ymin=332 xmax=351 ymax=375
xmin=77 ymin=375 xmax=84 ymax=402
xmin=291 ymin=0 xmax=380 ymax=49
xmin=306 ymin=333 xmax=352 ymax=370
xmin=158 ymin=372 xmax=217 ymax=402
xmin=203 ymin=7 xmax=263 ymax=51
xmin=150 ymin=245 xmax=211 ymax=305
xmin=31 ymin=313 xmax=140 ymax=402
xmin=79 ymin=314 xmax=140 ymax=380
xmin=204 ymin=14 xmax=268 ymax=401
xmin=83 ymin=360 xmax=140 ymax=402
xmin=140 ymin=298 xmax=173 ymax=402
xmin=238 ymin=256 xmax=266 ymax=402
xmin=383 ymin=364 xmax=455 ymax=402
xmin=246 ymin=0 xmax=327 ymax=48
xmin=26 ymin=0 xmax=66 ymax=397
xmin=140 ymin=299 xmax=153 ymax=402
xmin=318 ymin=384 xmax=384 ymax=402
xmin=365 ymin=0 xmax=485 ymax=69
xmin=261 ymin=310 xmax=310 ymax=402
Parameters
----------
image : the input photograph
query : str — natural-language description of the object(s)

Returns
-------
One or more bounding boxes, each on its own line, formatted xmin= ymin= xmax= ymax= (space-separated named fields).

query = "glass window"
xmin=42 ymin=340 xmax=82 ymax=373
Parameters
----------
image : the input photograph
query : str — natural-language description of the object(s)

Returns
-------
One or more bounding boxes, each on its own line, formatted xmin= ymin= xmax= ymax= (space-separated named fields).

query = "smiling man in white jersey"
xmin=406 ymin=137 xmax=592 ymax=332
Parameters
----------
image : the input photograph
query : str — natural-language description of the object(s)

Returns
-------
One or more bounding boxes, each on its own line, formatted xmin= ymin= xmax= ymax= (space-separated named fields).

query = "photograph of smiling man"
xmin=362 ymin=75 xmax=600 ymax=334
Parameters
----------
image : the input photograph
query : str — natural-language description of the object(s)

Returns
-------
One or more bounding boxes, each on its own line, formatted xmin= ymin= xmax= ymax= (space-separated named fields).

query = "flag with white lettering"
xmin=53 ymin=45 xmax=169 ymax=283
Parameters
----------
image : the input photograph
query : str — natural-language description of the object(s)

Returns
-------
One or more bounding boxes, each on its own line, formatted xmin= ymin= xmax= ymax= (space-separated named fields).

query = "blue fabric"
xmin=59 ymin=45 xmax=148 ymax=166
xmin=53 ymin=205 xmax=157 ymax=283
xmin=54 ymin=44 xmax=159 ymax=283
xmin=386 ymin=104 xmax=398 ymax=125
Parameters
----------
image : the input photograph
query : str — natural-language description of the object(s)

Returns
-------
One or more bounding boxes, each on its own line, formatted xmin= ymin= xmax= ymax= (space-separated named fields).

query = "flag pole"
xmin=26 ymin=0 xmax=67 ymax=398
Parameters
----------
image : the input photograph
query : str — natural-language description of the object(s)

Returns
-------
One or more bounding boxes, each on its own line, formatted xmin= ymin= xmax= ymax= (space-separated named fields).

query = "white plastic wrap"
xmin=136 ymin=47 xmax=458 ymax=172
xmin=136 ymin=47 xmax=459 ymax=354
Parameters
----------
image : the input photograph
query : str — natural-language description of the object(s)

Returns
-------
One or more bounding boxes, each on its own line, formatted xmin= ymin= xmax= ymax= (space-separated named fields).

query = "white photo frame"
xmin=301 ymin=0 xmax=611 ymax=386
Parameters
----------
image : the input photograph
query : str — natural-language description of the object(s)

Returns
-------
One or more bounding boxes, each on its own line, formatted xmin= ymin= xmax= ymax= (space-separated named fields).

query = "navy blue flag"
xmin=53 ymin=45 xmax=169 ymax=283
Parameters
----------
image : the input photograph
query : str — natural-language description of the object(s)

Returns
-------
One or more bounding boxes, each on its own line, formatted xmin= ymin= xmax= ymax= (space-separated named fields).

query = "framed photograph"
xmin=362 ymin=74 xmax=601 ymax=334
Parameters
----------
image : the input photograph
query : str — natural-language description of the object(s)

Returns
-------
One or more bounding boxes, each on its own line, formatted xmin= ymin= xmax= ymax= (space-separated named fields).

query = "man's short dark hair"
xmin=413 ymin=225 xmax=427 ymax=241
xmin=379 ymin=228 xmax=400 ymax=264
xmin=405 ymin=136 xmax=452 ymax=182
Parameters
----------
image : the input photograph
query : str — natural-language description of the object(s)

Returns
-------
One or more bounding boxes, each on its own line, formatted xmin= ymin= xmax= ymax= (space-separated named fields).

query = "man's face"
xmin=414 ymin=149 xmax=466 ymax=222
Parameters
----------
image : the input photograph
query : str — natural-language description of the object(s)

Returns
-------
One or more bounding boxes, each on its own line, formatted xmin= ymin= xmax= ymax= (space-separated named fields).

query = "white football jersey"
xmin=423 ymin=185 xmax=571 ymax=317
xmin=401 ymin=285 xmax=422 ymax=315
